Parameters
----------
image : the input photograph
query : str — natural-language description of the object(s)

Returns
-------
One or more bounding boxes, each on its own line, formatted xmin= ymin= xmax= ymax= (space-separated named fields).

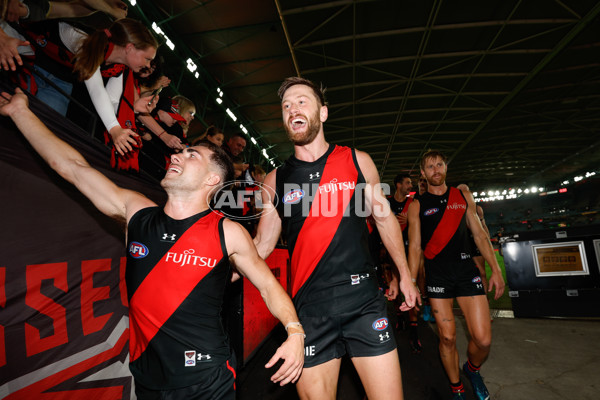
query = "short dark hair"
xmin=394 ymin=173 xmax=411 ymax=186
xmin=193 ymin=141 xmax=234 ymax=194
xmin=228 ymin=132 xmax=247 ymax=142
xmin=277 ymin=76 xmax=327 ymax=107
xmin=420 ymin=150 xmax=448 ymax=170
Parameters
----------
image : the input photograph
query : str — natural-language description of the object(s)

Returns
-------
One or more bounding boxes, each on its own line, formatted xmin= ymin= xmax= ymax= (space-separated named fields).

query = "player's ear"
xmin=206 ymin=172 xmax=221 ymax=187
xmin=320 ymin=105 xmax=328 ymax=122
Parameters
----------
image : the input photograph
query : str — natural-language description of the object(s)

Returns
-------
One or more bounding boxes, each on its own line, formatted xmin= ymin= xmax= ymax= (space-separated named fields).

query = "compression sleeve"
xmin=85 ymin=68 xmax=120 ymax=132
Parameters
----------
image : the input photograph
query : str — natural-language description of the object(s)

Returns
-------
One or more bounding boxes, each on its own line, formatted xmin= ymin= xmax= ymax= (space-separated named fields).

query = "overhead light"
xmin=262 ymin=149 xmax=269 ymax=159
xmin=186 ymin=58 xmax=197 ymax=72
xmin=574 ymin=176 xmax=583 ymax=182
xmin=225 ymin=108 xmax=237 ymax=122
xmin=250 ymin=137 xmax=257 ymax=145
xmin=531 ymin=187 xmax=537 ymax=193
xmin=127 ymin=0 xmax=137 ymax=5
xmin=239 ymin=124 xmax=248 ymax=134
xmin=216 ymin=98 xmax=222 ymax=104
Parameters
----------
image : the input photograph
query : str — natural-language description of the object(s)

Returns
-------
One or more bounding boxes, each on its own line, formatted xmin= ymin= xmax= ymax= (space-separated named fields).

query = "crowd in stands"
xmin=479 ymin=178 xmax=599 ymax=241
xmin=1 ymin=0 xmax=268 ymax=228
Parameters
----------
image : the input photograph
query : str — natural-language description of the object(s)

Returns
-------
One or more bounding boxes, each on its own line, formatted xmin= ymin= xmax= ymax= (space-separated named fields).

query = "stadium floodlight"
xmin=487 ymin=191 xmax=493 ymax=196
xmin=473 ymin=192 xmax=478 ymax=197
xmin=574 ymin=176 xmax=583 ymax=182
xmin=262 ymin=149 xmax=269 ymax=159
xmin=239 ymin=124 xmax=248 ymax=134
xmin=531 ymin=187 xmax=537 ymax=193
xmin=250 ymin=137 xmax=257 ymax=145
xmin=517 ymin=188 xmax=522 ymax=193
xmin=539 ymin=187 xmax=544 ymax=192
xmin=216 ymin=98 xmax=222 ymax=104
xmin=562 ymin=180 xmax=569 ymax=185
xmin=128 ymin=0 xmax=137 ymax=6
xmin=502 ymin=190 xmax=507 ymax=195
xmin=494 ymin=191 xmax=500 ymax=196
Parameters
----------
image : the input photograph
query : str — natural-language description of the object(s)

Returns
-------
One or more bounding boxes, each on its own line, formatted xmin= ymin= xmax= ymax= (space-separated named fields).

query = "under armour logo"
xmin=162 ymin=233 xmax=177 ymax=241
xmin=379 ymin=332 xmax=390 ymax=342
xmin=197 ymin=353 xmax=212 ymax=361
xmin=309 ymin=172 xmax=320 ymax=180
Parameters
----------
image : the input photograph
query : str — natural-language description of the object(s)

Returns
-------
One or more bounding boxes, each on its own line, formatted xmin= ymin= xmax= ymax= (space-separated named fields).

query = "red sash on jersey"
xmin=423 ymin=187 xmax=466 ymax=260
xmin=290 ymin=146 xmax=357 ymax=297
xmin=128 ymin=212 xmax=224 ymax=361
xmin=102 ymin=68 xmax=142 ymax=171
xmin=399 ymin=197 xmax=413 ymax=231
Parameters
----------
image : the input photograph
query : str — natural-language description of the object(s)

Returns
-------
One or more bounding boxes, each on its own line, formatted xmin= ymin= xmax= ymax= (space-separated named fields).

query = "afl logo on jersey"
xmin=424 ymin=208 xmax=439 ymax=216
xmin=372 ymin=317 xmax=389 ymax=331
xmin=283 ymin=189 xmax=305 ymax=204
xmin=36 ymin=38 xmax=48 ymax=47
xmin=472 ymin=276 xmax=482 ymax=283
xmin=129 ymin=241 xmax=149 ymax=258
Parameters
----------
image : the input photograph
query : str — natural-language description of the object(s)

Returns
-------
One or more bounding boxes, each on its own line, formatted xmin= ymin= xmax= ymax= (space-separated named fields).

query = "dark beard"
xmin=285 ymin=112 xmax=321 ymax=146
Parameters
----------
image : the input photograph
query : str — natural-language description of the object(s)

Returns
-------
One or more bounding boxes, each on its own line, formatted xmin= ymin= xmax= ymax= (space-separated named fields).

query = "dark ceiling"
xmin=132 ymin=0 xmax=600 ymax=191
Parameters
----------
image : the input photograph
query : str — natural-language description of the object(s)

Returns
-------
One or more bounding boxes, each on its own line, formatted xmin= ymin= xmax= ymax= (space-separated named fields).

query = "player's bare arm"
xmin=0 ymin=89 xmax=155 ymax=225
xmin=460 ymin=187 xmax=505 ymax=299
xmin=356 ymin=149 xmax=420 ymax=309
xmin=253 ymin=170 xmax=282 ymax=259
xmin=406 ymin=199 xmax=423 ymax=283
xmin=224 ymin=219 xmax=303 ymax=385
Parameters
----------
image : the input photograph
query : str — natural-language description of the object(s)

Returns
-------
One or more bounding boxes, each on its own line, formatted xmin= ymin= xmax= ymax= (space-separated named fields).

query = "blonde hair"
xmin=73 ymin=18 xmax=158 ymax=81
xmin=172 ymin=95 xmax=195 ymax=117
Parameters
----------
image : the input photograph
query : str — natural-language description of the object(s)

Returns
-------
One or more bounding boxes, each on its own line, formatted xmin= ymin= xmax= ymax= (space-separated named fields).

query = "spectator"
xmin=63 ymin=18 xmax=163 ymax=171
xmin=138 ymin=94 xmax=188 ymax=179
xmin=172 ymin=94 xmax=195 ymax=136
xmin=222 ymin=132 xmax=248 ymax=178
xmin=0 ymin=0 xmax=127 ymax=114
xmin=192 ymin=125 xmax=225 ymax=147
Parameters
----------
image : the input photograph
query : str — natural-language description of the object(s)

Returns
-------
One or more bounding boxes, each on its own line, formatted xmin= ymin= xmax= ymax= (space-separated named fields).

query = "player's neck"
xmin=394 ymin=191 xmax=407 ymax=202
xmin=428 ymin=183 xmax=447 ymax=196
xmin=163 ymin=194 xmax=210 ymax=220
xmin=294 ymin=134 xmax=329 ymax=162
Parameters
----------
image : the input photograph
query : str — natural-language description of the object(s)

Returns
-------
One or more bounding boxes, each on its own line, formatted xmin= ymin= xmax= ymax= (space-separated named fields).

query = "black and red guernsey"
xmin=126 ymin=207 xmax=233 ymax=390
xmin=388 ymin=195 xmax=413 ymax=232
xmin=275 ymin=145 xmax=378 ymax=311
xmin=418 ymin=187 xmax=471 ymax=262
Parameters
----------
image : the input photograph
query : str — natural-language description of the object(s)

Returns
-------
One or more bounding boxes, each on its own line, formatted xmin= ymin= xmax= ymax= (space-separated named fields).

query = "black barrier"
xmin=502 ymin=224 xmax=600 ymax=318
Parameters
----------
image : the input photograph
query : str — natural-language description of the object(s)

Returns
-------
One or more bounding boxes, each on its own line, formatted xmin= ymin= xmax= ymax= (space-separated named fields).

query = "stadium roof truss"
xmin=133 ymin=0 xmax=600 ymax=190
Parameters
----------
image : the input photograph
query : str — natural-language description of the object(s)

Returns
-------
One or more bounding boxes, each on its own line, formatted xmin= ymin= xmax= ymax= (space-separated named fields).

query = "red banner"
xmin=0 ymin=94 xmax=166 ymax=399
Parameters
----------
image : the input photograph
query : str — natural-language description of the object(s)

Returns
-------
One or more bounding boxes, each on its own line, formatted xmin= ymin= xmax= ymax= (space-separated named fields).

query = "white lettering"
xmin=165 ymin=249 xmax=217 ymax=268
xmin=304 ymin=345 xmax=316 ymax=357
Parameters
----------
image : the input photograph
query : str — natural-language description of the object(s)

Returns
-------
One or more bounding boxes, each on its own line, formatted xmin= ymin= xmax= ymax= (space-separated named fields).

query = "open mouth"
xmin=168 ymin=165 xmax=182 ymax=174
xmin=291 ymin=117 xmax=306 ymax=130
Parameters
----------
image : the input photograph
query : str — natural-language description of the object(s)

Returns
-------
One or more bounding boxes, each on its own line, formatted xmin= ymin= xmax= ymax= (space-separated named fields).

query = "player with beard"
xmin=406 ymin=150 xmax=504 ymax=400
xmin=254 ymin=77 xmax=420 ymax=400
xmin=0 ymin=88 xmax=304 ymax=400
